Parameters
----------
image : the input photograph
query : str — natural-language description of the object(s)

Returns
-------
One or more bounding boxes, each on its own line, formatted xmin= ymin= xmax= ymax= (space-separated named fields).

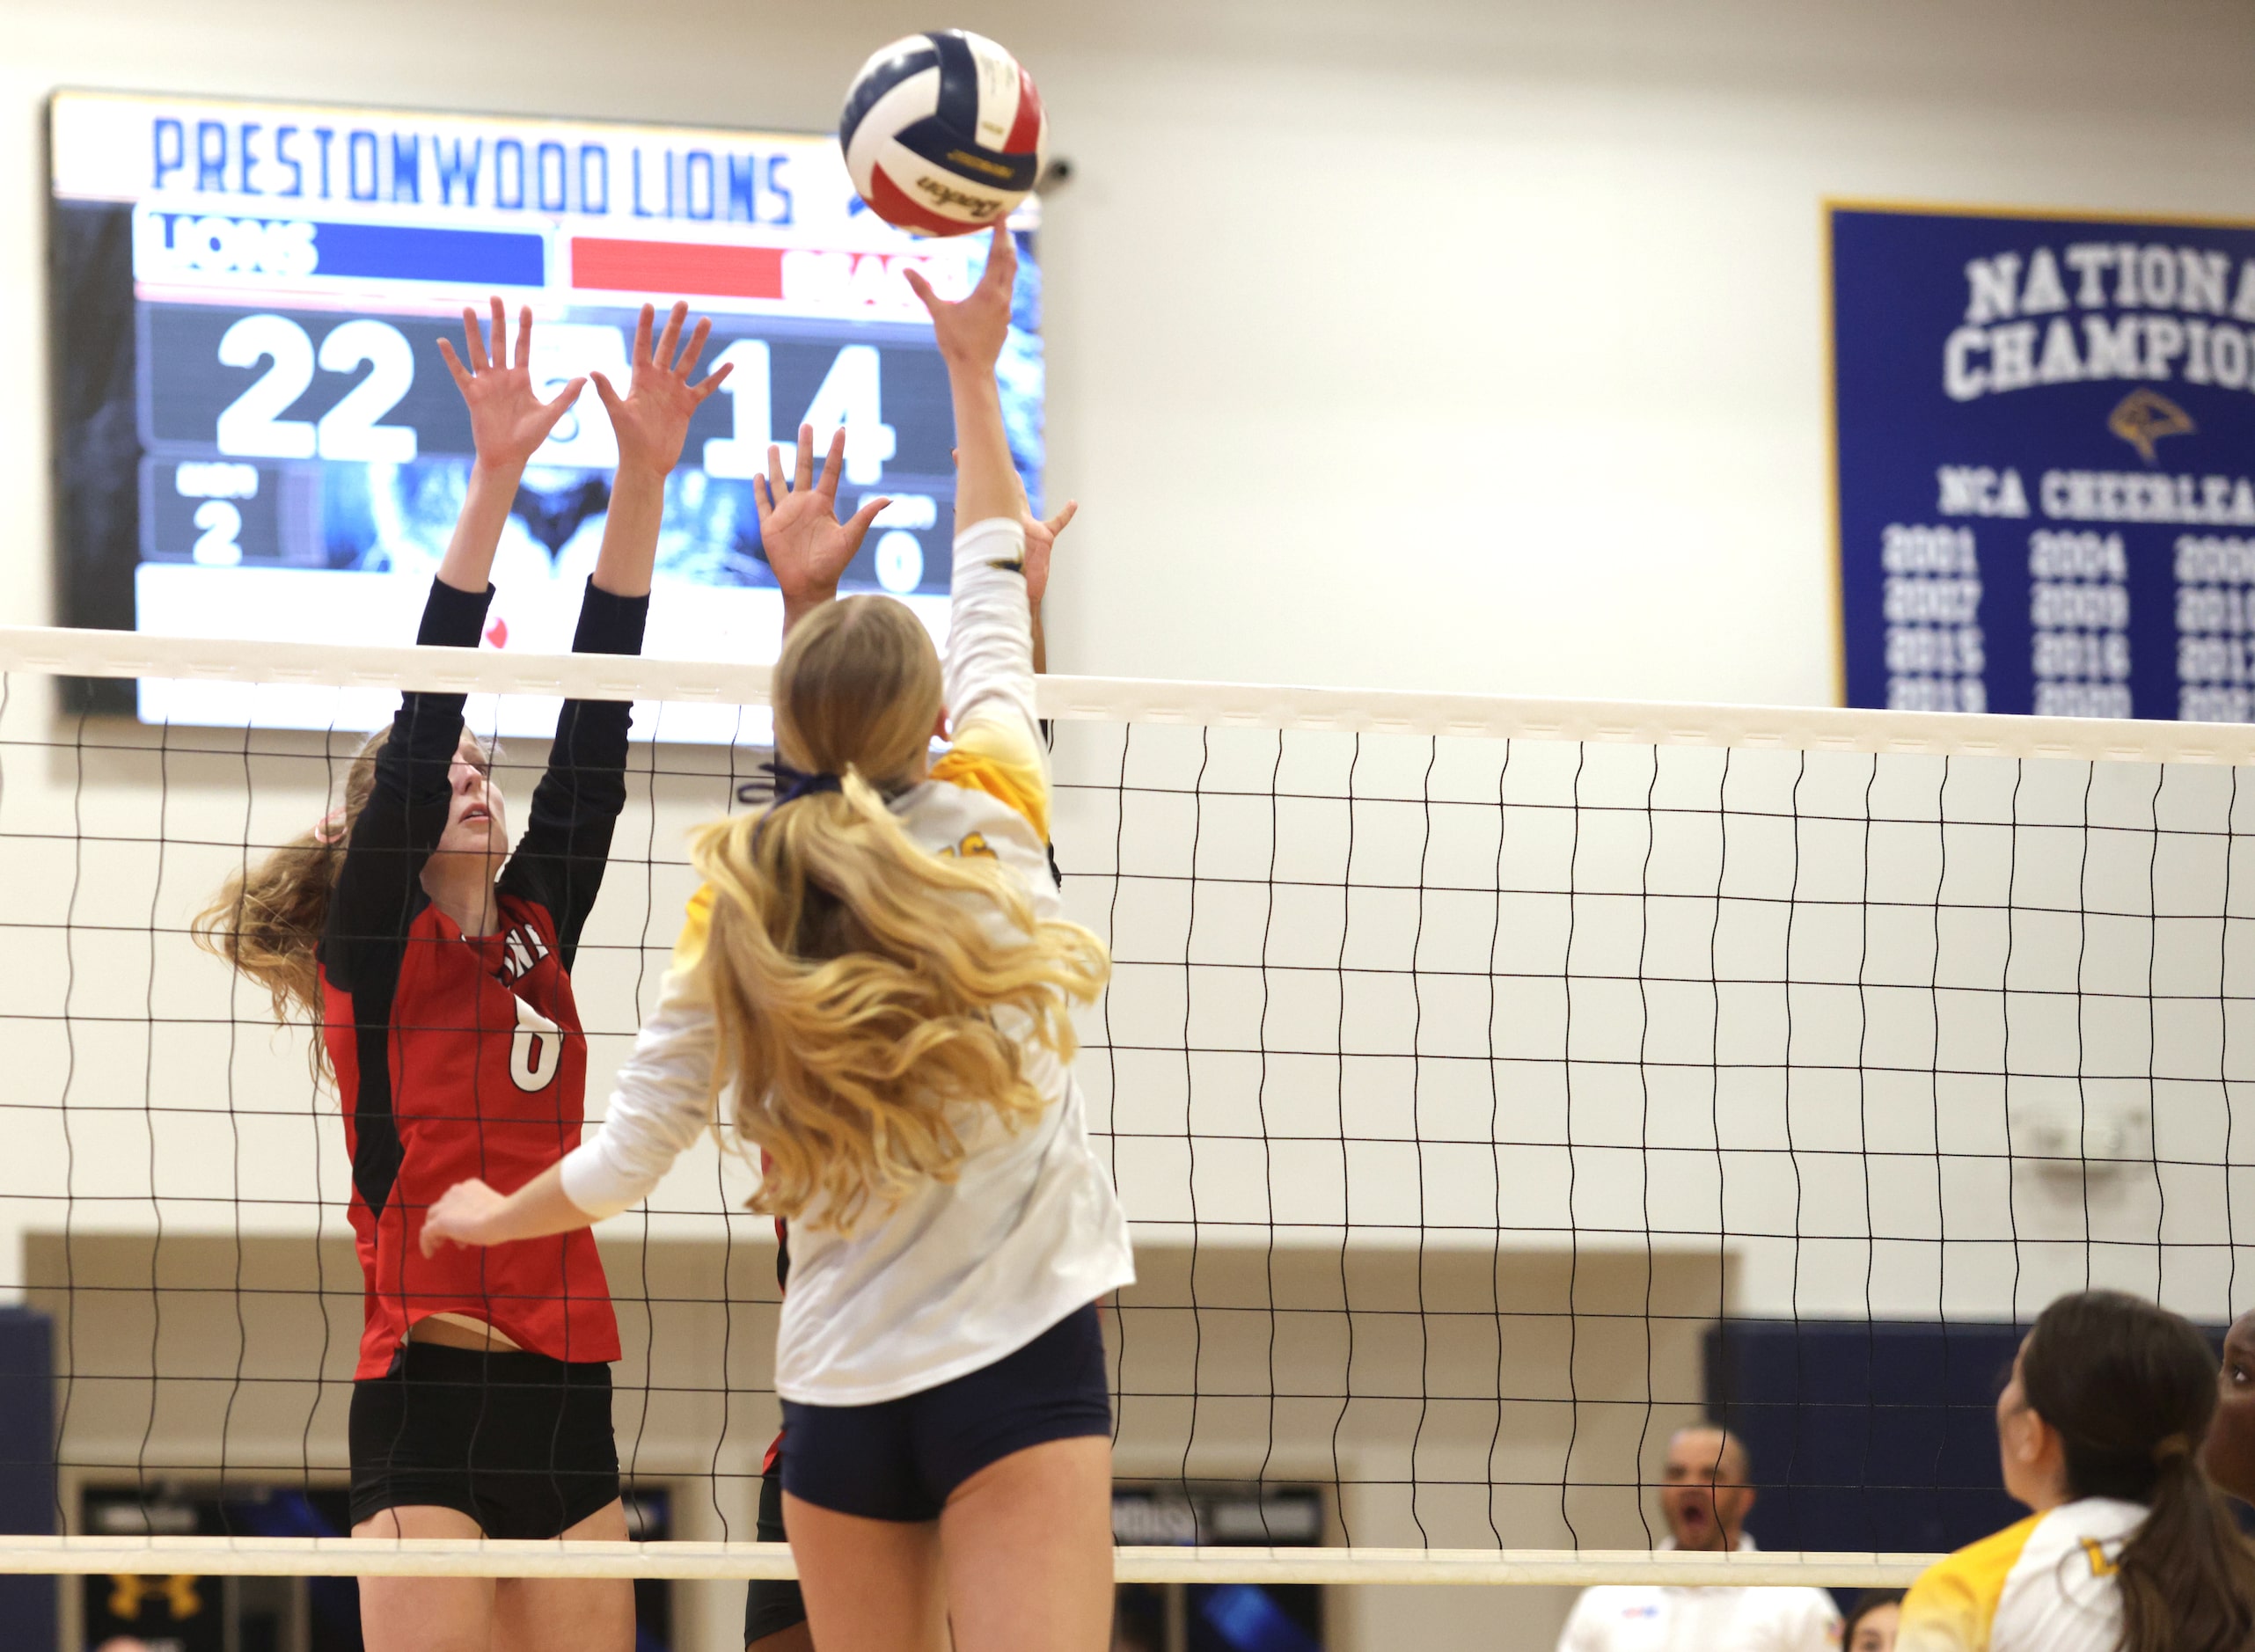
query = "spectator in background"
xmin=1842 ymin=1590 xmax=1903 ymax=1652
xmin=1554 ymin=1424 xmax=1842 ymax=1651
xmin=2199 ymin=1306 xmax=2255 ymax=1504
xmin=1897 ymin=1290 xmax=2255 ymax=1652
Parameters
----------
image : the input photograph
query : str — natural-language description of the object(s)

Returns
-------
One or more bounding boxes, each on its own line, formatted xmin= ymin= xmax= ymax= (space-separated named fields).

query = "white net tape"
xmin=0 ymin=1535 xmax=1929 ymax=1586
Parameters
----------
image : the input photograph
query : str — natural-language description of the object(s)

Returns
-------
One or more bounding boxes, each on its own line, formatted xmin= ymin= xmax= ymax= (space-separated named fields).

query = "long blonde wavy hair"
xmin=696 ymin=595 xmax=1109 ymax=1232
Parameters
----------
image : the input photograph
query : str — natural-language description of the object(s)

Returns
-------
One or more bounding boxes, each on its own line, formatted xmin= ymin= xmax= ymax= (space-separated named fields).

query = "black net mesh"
xmin=0 ymin=665 xmax=2246 ymax=1584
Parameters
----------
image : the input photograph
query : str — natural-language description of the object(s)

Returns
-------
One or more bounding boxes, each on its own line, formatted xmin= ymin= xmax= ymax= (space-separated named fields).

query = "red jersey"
xmin=320 ymin=576 xmax=641 ymax=1379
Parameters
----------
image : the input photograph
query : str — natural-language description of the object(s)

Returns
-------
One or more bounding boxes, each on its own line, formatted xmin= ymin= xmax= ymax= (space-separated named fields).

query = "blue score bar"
xmin=311 ymin=220 xmax=543 ymax=284
xmin=138 ymin=209 xmax=546 ymax=288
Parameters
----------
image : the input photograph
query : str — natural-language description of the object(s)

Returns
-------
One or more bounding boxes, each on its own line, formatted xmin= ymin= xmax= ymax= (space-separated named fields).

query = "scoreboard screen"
xmin=48 ymin=90 xmax=1044 ymax=740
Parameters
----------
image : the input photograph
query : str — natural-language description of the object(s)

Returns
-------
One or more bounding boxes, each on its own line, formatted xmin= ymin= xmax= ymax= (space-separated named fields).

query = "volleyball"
xmin=839 ymin=29 xmax=1047 ymax=237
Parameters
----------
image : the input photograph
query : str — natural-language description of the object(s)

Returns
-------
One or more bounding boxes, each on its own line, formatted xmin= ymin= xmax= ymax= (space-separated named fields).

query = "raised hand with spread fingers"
xmin=758 ymin=423 xmax=893 ymax=632
xmin=591 ymin=300 xmax=731 ymax=479
xmin=588 ymin=299 xmax=733 ymax=597
xmin=432 ymin=297 xmax=586 ymax=592
xmin=436 ymin=296 xmax=586 ymax=471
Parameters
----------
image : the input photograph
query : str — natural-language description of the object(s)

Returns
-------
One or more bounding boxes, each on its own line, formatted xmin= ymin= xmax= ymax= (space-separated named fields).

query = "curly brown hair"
xmin=190 ymin=729 xmax=392 ymax=1077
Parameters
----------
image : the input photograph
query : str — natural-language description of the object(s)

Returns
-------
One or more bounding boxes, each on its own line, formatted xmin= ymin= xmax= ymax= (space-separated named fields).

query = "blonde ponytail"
xmin=694 ymin=775 xmax=1108 ymax=1232
xmin=695 ymin=594 xmax=1111 ymax=1232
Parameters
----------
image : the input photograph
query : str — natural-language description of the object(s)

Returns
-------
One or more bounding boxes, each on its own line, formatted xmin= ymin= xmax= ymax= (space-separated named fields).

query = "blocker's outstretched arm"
xmin=585 ymin=298 xmax=731 ymax=599
xmin=433 ymin=297 xmax=585 ymax=596
xmin=326 ymin=302 xmax=585 ymax=988
xmin=758 ymin=423 xmax=892 ymax=634
xmin=495 ymin=302 xmax=729 ymax=961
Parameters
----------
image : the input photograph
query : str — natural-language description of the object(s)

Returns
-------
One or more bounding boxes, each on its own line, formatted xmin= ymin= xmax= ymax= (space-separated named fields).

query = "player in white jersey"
xmin=421 ymin=223 xmax=1132 ymax=1652
xmin=1555 ymin=1426 xmax=1840 ymax=1652
xmin=1897 ymin=1290 xmax=2255 ymax=1652
xmin=734 ymin=413 xmax=1079 ymax=1652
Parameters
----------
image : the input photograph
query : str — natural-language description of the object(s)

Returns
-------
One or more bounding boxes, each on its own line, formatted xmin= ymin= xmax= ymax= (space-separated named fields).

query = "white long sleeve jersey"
xmin=558 ymin=519 xmax=1135 ymax=1406
xmin=1556 ymin=1538 xmax=1841 ymax=1652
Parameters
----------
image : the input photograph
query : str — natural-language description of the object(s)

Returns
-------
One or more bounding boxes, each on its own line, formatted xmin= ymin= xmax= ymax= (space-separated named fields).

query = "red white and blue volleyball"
xmin=840 ymin=30 xmax=1047 ymax=238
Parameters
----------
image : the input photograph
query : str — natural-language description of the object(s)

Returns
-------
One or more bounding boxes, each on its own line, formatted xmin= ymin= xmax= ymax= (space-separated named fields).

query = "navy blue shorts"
xmin=780 ymin=1304 xmax=1110 ymax=1523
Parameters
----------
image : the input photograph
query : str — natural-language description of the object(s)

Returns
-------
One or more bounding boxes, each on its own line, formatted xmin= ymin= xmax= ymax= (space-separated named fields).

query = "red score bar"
xmin=570 ymin=237 xmax=785 ymax=300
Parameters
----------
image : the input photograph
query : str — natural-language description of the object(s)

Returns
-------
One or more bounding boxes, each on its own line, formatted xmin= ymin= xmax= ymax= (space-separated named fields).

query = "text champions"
xmin=1944 ymin=241 xmax=2255 ymax=402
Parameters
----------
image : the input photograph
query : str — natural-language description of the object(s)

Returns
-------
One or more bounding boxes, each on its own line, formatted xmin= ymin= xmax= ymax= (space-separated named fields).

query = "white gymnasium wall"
xmin=5 ymin=0 xmax=2255 ymax=697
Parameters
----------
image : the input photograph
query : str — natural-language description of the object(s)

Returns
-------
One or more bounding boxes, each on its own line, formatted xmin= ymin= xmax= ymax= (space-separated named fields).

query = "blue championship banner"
xmin=1833 ymin=203 xmax=2255 ymax=720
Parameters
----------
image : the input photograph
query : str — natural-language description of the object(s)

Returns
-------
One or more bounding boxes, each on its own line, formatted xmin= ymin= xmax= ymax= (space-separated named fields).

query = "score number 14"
xmin=526 ymin=333 xmax=896 ymax=480
xmin=697 ymin=340 xmax=895 ymax=485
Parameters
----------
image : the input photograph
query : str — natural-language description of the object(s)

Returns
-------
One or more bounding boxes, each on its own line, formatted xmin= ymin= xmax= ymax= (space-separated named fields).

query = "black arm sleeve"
xmin=318 ymin=578 xmax=492 ymax=991
xmin=495 ymin=579 xmax=649 ymax=969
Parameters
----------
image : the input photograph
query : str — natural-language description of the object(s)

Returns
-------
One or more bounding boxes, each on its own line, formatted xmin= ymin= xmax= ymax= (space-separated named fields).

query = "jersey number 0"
xmin=510 ymin=996 xmax=564 ymax=1093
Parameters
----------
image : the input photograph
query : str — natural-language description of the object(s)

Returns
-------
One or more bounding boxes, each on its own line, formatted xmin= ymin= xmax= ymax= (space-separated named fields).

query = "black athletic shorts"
xmin=348 ymin=1341 xmax=620 ymax=1539
xmin=779 ymin=1303 xmax=1110 ymax=1524
xmin=743 ymin=1464 xmax=808 ymax=1646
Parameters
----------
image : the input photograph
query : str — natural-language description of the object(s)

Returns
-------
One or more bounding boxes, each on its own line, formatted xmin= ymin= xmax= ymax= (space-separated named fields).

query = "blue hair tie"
xmin=737 ymin=760 xmax=843 ymax=810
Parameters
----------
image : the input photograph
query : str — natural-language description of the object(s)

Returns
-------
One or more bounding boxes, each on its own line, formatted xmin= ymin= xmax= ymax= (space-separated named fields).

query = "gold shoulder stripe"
xmin=931 ymin=742 xmax=1050 ymax=840
xmin=672 ymin=884 xmax=715 ymax=971
xmin=1897 ymin=1514 xmax=2042 ymax=1652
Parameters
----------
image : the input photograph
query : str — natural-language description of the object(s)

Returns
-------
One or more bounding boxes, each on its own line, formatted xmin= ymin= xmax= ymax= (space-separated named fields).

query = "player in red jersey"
xmin=197 ymin=296 xmax=728 ymax=1652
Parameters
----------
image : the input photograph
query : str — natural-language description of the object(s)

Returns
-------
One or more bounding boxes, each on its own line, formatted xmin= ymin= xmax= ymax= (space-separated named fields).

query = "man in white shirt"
xmin=1556 ymin=1426 xmax=1843 ymax=1652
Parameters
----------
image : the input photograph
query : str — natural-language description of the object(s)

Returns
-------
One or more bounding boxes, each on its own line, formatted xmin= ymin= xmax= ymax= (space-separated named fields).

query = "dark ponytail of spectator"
xmin=2020 ymin=1290 xmax=2255 ymax=1652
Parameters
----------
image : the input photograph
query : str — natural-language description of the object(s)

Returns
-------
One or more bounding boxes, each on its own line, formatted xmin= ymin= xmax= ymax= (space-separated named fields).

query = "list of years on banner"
xmin=1832 ymin=203 xmax=2255 ymax=722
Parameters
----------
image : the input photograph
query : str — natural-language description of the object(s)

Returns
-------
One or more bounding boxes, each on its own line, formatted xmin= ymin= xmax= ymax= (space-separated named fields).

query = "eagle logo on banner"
xmin=2107 ymin=387 xmax=2197 ymax=464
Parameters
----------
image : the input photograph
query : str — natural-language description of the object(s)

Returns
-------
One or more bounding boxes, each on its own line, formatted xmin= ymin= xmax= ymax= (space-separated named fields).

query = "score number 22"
xmin=214 ymin=314 xmax=418 ymax=462
xmin=212 ymin=313 xmax=898 ymax=480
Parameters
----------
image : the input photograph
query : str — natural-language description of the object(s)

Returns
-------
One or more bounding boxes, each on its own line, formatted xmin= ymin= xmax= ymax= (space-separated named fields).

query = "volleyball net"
xmin=4 ymin=625 xmax=2253 ymax=1593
